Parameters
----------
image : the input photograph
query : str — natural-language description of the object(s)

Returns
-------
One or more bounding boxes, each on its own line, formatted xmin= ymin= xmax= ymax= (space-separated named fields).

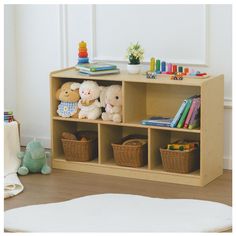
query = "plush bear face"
xmin=105 ymin=85 xmax=122 ymax=106
xmin=80 ymin=81 xmax=100 ymax=101
xmin=56 ymin=82 xmax=80 ymax=102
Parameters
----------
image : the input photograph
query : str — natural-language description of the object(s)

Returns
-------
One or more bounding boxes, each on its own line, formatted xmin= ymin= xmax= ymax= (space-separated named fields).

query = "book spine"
xmin=177 ymin=99 xmax=192 ymax=128
xmin=183 ymin=98 xmax=197 ymax=128
xmin=170 ymin=100 xmax=187 ymax=128
xmin=90 ymin=66 xmax=117 ymax=72
xmin=188 ymin=99 xmax=200 ymax=126
xmin=4 ymin=112 xmax=13 ymax=115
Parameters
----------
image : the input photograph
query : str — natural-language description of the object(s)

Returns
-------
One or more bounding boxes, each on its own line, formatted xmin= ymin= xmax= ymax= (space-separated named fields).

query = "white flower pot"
xmin=127 ymin=64 xmax=141 ymax=74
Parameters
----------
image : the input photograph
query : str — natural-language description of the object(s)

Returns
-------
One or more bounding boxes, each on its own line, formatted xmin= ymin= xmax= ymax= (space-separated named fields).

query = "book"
xmin=177 ymin=99 xmax=192 ymax=128
xmin=170 ymin=100 xmax=188 ymax=128
xmin=4 ymin=111 xmax=13 ymax=115
xmin=141 ymin=117 xmax=173 ymax=127
xmin=75 ymin=63 xmax=117 ymax=72
xmin=183 ymin=97 xmax=199 ymax=128
xmin=188 ymin=99 xmax=201 ymax=129
xmin=78 ymin=69 xmax=120 ymax=76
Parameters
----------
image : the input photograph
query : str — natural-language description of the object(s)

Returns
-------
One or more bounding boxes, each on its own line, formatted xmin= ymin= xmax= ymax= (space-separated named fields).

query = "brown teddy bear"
xmin=56 ymin=82 xmax=81 ymax=118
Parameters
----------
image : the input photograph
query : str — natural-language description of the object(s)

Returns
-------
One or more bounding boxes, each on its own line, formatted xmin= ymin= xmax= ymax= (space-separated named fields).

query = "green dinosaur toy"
xmin=17 ymin=140 xmax=51 ymax=175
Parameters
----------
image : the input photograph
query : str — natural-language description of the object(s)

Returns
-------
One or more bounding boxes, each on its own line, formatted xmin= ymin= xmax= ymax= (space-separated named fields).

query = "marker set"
xmin=149 ymin=58 xmax=208 ymax=78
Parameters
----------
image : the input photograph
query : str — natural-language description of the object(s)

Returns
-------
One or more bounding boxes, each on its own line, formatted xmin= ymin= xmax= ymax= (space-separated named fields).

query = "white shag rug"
xmin=4 ymin=193 xmax=232 ymax=232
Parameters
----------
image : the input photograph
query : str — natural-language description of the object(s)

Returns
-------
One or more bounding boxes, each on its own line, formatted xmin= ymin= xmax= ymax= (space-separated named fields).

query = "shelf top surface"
xmin=50 ymin=67 xmax=221 ymax=87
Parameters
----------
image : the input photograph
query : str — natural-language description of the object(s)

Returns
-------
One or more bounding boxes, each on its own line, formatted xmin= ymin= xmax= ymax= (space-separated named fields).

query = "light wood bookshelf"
xmin=50 ymin=67 xmax=224 ymax=186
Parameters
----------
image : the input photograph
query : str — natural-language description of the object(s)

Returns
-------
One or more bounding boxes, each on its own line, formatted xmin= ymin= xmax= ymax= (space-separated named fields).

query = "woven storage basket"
xmin=112 ymin=135 xmax=148 ymax=168
xmin=62 ymin=131 xmax=98 ymax=162
xmin=160 ymin=148 xmax=200 ymax=173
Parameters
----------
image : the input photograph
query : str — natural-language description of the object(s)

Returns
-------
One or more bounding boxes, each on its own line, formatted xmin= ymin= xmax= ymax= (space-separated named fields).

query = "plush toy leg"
xmin=87 ymin=108 xmax=101 ymax=120
xmin=18 ymin=166 xmax=29 ymax=175
xmin=102 ymin=112 xmax=112 ymax=121
xmin=71 ymin=112 xmax=78 ymax=118
xmin=112 ymin=114 xmax=122 ymax=123
xmin=41 ymin=163 xmax=51 ymax=175
xmin=78 ymin=110 xmax=86 ymax=119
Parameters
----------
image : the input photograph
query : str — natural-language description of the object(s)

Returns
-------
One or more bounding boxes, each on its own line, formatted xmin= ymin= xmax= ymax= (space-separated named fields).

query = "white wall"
xmin=4 ymin=6 xmax=17 ymax=113
xmin=4 ymin=4 xmax=232 ymax=169
xmin=14 ymin=5 xmax=61 ymax=147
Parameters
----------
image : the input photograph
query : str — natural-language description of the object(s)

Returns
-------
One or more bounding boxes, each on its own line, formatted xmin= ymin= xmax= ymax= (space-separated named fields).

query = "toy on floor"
xmin=78 ymin=80 xmax=102 ymax=120
xmin=56 ymin=82 xmax=81 ymax=118
xmin=101 ymin=85 xmax=122 ymax=123
xmin=17 ymin=140 xmax=51 ymax=175
xmin=77 ymin=41 xmax=89 ymax=64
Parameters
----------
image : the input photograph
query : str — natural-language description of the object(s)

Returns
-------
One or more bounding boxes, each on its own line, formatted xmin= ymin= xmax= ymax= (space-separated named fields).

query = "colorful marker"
xmin=167 ymin=63 xmax=172 ymax=73
xmin=150 ymin=57 xmax=155 ymax=72
xmin=161 ymin=61 xmax=166 ymax=72
xmin=172 ymin=65 xmax=177 ymax=73
xmin=156 ymin=59 xmax=161 ymax=72
xmin=178 ymin=66 xmax=183 ymax=73
xmin=184 ymin=67 xmax=189 ymax=75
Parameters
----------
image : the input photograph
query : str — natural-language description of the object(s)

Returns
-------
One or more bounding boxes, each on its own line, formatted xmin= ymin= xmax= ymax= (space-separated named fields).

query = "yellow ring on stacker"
xmin=79 ymin=41 xmax=87 ymax=48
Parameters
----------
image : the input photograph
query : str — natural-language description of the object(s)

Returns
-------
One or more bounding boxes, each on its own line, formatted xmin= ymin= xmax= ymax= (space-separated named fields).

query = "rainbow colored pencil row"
xmin=149 ymin=58 xmax=207 ymax=76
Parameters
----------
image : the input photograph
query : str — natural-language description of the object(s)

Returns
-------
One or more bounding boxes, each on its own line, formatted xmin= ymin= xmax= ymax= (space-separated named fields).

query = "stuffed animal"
xmin=56 ymin=82 xmax=81 ymax=118
xmin=77 ymin=80 xmax=102 ymax=120
xmin=101 ymin=85 xmax=122 ymax=123
xmin=17 ymin=140 xmax=51 ymax=175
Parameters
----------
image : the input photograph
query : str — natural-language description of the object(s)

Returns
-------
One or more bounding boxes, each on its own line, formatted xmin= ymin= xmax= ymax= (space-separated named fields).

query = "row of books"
xmin=75 ymin=63 xmax=120 ymax=76
xmin=4 ymin=111 xmax=14 ymax=123
xmin=141 ymin=95 xmax=200 ymax=130
xmin=171 ymin=95 xmax=200 ymax=129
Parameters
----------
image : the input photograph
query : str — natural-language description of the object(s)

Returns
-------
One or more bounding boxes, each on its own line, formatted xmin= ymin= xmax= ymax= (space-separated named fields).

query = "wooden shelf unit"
xmin=50 ymin=67 xmax=224 ymax=186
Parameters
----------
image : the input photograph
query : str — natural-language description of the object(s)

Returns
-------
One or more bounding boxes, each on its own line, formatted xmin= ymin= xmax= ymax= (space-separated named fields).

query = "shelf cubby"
xmin=148 ymin=128 xmax=200 ymax=173
xmin=99 ymin=124 xmax=148 ymax=168
xmin=52 ymin=120 xmax=99 ymax=163
xmin=124 ymin=81 xmax=200 ymax=124
xmin=50 ymin=67 xmax=224 ymax=186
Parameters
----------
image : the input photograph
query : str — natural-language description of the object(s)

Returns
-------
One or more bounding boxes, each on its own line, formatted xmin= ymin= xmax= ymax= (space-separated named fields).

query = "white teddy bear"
xmin=75 ymin=80 xmax=102 ymax=120
xmin=101 ymin=85 xmax=122 ymax=123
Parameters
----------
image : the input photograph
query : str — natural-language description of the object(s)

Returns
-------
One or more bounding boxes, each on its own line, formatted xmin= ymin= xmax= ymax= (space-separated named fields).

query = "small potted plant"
xmin=126 ymin=42 xmax=144 ymax=74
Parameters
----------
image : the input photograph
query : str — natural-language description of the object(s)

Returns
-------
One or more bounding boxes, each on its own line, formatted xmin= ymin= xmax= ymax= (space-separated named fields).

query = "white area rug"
xmin=4 ymin=121 xmax=24 ymax=199
xmin=4 ymin=194 xmax=232 ymax=232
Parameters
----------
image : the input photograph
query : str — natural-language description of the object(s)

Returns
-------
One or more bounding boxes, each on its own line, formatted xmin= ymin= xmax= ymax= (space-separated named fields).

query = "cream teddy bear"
xmin=75 ymin=80 xmax=102 ymax=120
xmin=101 ymin=85 xmax=122 ymax=123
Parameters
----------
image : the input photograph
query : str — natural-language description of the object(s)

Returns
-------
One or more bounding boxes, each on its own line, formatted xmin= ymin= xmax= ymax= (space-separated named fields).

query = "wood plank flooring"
xmin=5 ymin=169 xmax=232 ymax=211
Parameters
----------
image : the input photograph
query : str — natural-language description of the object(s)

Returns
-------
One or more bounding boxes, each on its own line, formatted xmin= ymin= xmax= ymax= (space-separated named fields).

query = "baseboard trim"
xmin=21 ymin=136 xmax=232 ymax=170
xmin=223 ymin=158 xmax=232 ymax=170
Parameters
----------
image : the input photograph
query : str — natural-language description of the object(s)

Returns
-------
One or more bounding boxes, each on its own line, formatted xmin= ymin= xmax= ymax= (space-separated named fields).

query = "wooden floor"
xmin=5 ymin=169 xmax=232 ymax=211
xmin=4 ymin=169 xmax=232 ymax=232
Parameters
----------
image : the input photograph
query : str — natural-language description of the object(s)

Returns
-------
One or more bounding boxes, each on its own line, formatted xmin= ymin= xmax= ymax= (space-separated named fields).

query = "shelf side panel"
xmin=200 ymin=75 xmax=224 ymax=185
xmin=148 ymin=129 xmax=171 ymax=170
xmin=99 ymin=124 xmax=122 ymax=164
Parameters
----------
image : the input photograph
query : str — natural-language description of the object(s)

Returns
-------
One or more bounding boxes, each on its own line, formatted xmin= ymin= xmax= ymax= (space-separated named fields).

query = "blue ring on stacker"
xmin=78 ymin=57 xmax=89 ymax=64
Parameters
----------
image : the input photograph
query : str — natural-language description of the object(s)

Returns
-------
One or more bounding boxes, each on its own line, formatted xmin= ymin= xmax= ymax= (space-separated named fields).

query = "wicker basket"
xmin=62 ymin=131 xmax=98 ymax=162
xmin=160 ymin=148 xmax=200 ymax=173
xmin=112 ymin=135 xmax=148 ymax=168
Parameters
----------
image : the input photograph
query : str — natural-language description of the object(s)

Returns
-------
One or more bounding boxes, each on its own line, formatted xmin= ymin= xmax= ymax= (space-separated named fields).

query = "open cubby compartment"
xmin=52 ymin=120 xmax=99 ymax=163
xmin=123 ymin=81 xmax=200 ymax=127
xmin=99 ymin=124 xmax=148 ymax=168
xmin=149 ymin=128 xmax=200 ymax=175
xmin=51 ymin=76 xmax=123 ymax=118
